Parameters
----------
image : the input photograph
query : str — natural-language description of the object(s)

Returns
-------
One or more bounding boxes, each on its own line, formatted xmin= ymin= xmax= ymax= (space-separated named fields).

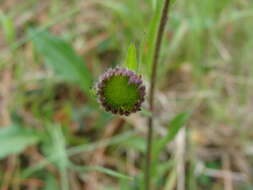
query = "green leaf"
xmin=151 ymin=112 xmax=191 ymax=182
xmin=164 ymin=167 xmax=177 ymax=190
xmin=140 ymin=0 xmax=163 ymax=76
xmin=0 ymin=126 xmax=39 ymax=159
xmin=45 ymin=125 xmax=69 ymax=170
xmin=153 ymin=112 xmax=191 ymax=156
xmin=48 ymin=125 xmax=69 ymax=190
xmin=0 ymin=11 xmax=16 ymax=44
xmin=124 ymin=43 xmax=138 ymax=72
xmin=29 ymin=29 xmax=92 ymax=94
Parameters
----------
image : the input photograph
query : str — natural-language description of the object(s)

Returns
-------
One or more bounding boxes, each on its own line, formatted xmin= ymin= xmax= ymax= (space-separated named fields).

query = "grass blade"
xmin=153 ymin=111 xmax=191 ymax=157
xmin=140 ymin=0 xmax=163 ymax=76
xmin=71 ymin=164 xmax=133 ymax=181
xmin=0 ymin=11 xmax=16 ymax=44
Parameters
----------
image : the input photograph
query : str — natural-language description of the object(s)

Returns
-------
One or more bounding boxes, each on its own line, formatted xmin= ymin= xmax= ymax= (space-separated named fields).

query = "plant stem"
xmin=145 ymin=0 xmax=171 ymax=190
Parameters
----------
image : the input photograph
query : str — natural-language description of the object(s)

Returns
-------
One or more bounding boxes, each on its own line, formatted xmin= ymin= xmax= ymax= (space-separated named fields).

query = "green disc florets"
xmin=96 ymin=67 xmax=145 ymax=116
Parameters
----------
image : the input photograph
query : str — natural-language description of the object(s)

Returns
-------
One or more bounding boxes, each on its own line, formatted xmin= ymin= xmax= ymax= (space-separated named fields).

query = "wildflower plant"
xmin=95 ymin=0 xmax=172 ymax=189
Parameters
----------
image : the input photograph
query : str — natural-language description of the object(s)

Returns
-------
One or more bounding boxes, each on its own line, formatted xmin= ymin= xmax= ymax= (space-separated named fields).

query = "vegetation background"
xmin=1 ymin=0 xmax=253 ymax=189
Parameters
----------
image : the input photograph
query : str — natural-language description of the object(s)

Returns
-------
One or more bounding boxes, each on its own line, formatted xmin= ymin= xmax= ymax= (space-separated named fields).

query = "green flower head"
xmin=96 ymin=67 xmax=145 ymax=116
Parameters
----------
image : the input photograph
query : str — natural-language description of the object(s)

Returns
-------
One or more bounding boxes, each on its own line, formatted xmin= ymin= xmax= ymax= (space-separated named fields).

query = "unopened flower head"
xmin=96 ymin=67 xmax=145 ymax=116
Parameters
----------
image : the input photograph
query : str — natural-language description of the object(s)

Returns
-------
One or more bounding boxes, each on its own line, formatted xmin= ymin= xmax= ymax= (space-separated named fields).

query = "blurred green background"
xmin=1 ymin=0 xmax=253 ymax=189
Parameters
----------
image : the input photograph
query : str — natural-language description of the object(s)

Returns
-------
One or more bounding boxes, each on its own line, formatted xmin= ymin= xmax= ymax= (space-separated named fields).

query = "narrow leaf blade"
xmin=0 ymin=11 xmax=16 ymax=44
xmin=154 ymin=112 xmax=191 ymax=156
xmin=72 ymin=165 xmax=133 ymax=181
xmin=140 ymin=0 xmax=163 ymax=76
xmin=124 ymin=43 xmax=138 ymax=72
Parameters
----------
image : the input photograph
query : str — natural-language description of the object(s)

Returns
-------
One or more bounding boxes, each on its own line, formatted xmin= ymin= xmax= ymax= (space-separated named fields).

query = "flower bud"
xmin=96 ymin=67 xmax=146 ymax=116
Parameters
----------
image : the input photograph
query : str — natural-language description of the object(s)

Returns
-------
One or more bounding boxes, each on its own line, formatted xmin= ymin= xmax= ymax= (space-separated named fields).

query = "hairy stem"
xmin=145 ymin=0 xmax=171 ymax=189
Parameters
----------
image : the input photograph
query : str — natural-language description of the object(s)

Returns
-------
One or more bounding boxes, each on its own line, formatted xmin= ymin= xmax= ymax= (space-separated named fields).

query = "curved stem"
xmin=145 ymin=0 xmax=171 ymax=189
